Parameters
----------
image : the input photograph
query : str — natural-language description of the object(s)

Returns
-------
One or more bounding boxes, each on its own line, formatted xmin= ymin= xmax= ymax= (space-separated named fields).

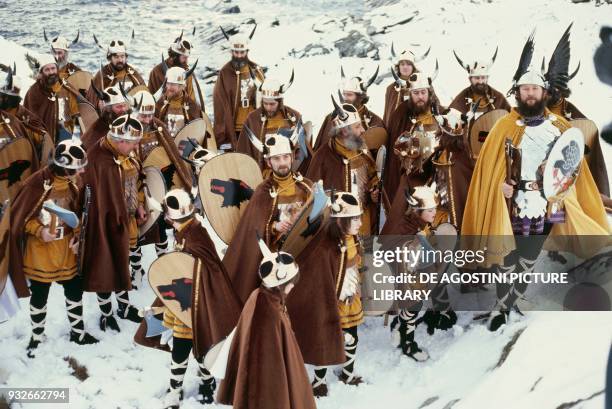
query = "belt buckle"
xmin=241 ymin=99 xmax=250 ymax=108
xmin=527 ymin=181 xmax=539 ymax=190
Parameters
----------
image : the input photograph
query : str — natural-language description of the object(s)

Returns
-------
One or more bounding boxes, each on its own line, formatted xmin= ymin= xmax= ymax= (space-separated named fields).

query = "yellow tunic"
xmin=106 ymin=137 xmax=144 ymax=247
xmin=334 ymin=140 xmax=379 ymax=236
xmin=268 ymin=173 xmax=309 ymax=250
xmin=23 ymin=176 xmax=79 ymax=282
xmin=234 ymin=65 xmax=256 ymax=133
xmin=162 ymin=219 xmax=193 ymax=339
xmin=338 ymin=235 xmax=364 ymax=329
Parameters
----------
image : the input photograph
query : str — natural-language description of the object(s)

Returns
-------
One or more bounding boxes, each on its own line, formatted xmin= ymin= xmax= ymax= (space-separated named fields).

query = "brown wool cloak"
xmin=222 ymin=176 xmax=313 ymax=304
xmin=383 ymin=98 xmax=447 ymax=204
xmin=236 ymin=105 xmax=301 ymax=168
xmin=134 ymin=218 xmax=242 ymax=358
xmin=80 ymin=138 xmax=136 ymax=292
xmin=285 ymin=231 xmax=345 ymax=366
xmin=13 ymin=105 xmax=49 ymax=148
xmin=448 ymin=85 xmax=511 ymax=115
xmin=383 ymin=82 xmax=411 ymax=127
xmin=305 ymin=139 xmax=378 ymax=231
xmin=154 ymin=93 xmax=202 ymax=126
xmin=8 ymin=167 xmax=76 ymax=297
xmin=217 ymin=287 xmax=317 ymax=409
xmin=548 ymin=98 xmax=609 ymax=197
xmin=85 ymin=64 xmax=145 ymax=109
xmin=81 ymin=115 xmax=111 ymax=151
xmin=212 ymin=60 xmax=262 ymax=149
xmin=1 ymin=108 xmax=39 ymax=160
xmin=23 ymin=79 xmax=80 ymax=142
xmin=148 ymin=59 xmax=204 ymax=109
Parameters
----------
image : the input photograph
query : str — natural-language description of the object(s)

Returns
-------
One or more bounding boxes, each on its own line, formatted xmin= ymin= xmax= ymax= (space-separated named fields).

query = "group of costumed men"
xmin=0 ymin=20 xmax=610 ymax=409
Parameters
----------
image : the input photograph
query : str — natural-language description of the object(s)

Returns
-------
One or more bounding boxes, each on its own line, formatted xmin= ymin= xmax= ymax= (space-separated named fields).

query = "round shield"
xmin=0 ymin=138 xmax=35 ymax=203
xmin=201 ymin=113 xmax=217 ymax=151
xmin=430 ymin=222 xmax=458 ymax=253
xmin=363 ymin=126 xmax=388 ymax=150
xmin=361 ymin=236 xmax=395 ymax=316
xmin=570 ymin=119 xmax=598 ymax=162
xmin=66 ymin=71 xmax=93 ymax=92
xmin=139 ymin=166 xmax=167 ymax=236
xmin=469 ymin=109 xmax=508 ymax=160
xmin=174 ymin=119 xmax=206 ymax=155
xmin=543 ymin=127 xmax=584 ymax=200
xmin=78 ymin=101 xmax=99 ymax=133
xmin=40 ymin=132 xmax=54 ymax=165
xmin=142 ymin=146 xmax=171 ymax=170
xmin=127 ymin=84 xmax=150 ymax=97
xmin=198 ymin=152 xmax=263 ymax=244
xmin=148 ymin=252 xmax=196 ymax=328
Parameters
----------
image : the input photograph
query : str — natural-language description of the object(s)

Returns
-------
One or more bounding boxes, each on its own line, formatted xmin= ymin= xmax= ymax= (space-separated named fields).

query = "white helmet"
xmin=404 ymin=185 xmax=438 ymax=210
xmin=516 ymin=69 xmax=547 ymax=88
xmin=259 ymin=69 xmax=294 ymax=100
xmin=163 ymin=189 xmax=195 ymax=220
xmin=257 ymin=234 xmax=299 ymax=288
xmin=220 ymin=24 xmax=257 ymax=52
xmin=38 ymin=54 xmax=58 ymax=72
xmin=132 ymin=90 xmax=156 ymax=115
xmin=45 ymin=29 xmax=79 ymax=51
xmin=0 ymin=65 xmax=20 ymax=97
xmin=245 ymin=122 xmax=302 ymax=159
xmin=108 ymin=114 xmax=143 ymax=141
xmin=391 ymin=42 xmax=432 ymax=67
xmin=165 ymin=61 xmax=198 ymax=86
xmin=339 ymin=66 xmax=379 ymax=94
xmin=169 ymin=30 xmax=192 ymax=57
xmin=330 ymin=96 xmax=361 ymax=129
xmin=330 ymin=191 xmax=363 ymax=218
xmin=453 ymin=47 xmax=498 ymax=77
xmin=53 ymin=138 xmax=87 ymax=170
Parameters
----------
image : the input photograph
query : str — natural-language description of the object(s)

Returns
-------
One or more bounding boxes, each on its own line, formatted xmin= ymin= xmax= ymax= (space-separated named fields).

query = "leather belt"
xmin=518 ymin=180 xmax=541 ymax=191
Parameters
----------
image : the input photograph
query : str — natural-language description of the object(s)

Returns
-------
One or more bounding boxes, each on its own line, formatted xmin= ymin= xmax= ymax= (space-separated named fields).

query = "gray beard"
xmin=343 ymin=133 xmax=363 ymax=151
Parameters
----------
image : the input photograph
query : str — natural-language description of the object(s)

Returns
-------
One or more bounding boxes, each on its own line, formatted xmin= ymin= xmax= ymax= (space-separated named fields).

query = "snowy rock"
xmin=334 ymin=30 xmax=379 ymax=59
xmin=223 ymin=5 xmax=241 ymax=13
xmin=290 ymin=44 xmax=333 ymax=58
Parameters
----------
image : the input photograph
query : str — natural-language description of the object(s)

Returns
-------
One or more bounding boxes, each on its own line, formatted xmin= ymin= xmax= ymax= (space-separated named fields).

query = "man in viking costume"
xmin=383 ymin=44 xmax=431 ymax=127
xmin=44 ymin=29 xmax=83 ymax=81
xmin=129 ymin=89 xmax=193 ymax=288
xmin=543 ymin=24 xmax=610 ymax=205
xmin=449 ymin=46 xmax=511 ymax=118
xmin=24 ymin=55 xmax=80 ymax=144
xmin=81 ymin=114 xmax=147 ymax=331
xmin=87 ymin=35 xmax=145 ymax=109
xmin=149 ymin=31 xmax=205 ymax=108
xmin=134 ymin=189 xmax=241 ymax=409
xmin=313 ymin=66 xmax=383 ymax=153
xmin=236 ymin=72 xmax=300 ymax=170
xmin=154 ymin=66 xmax=202 ymax=139
xmin=9 ymin=139 xmax=99 ymax=358
xmin=307 ymin=97 xmax=379 ymax=236
xmin=212 ymin=24 xmax=264 ymax=151
xmin=217 ymin=236 xmax=317 ymax=409
xmin=1 ymin=64 xmax=48 ymax=159
xmin=461 ymin=32 xmax=610 ymax=331
xmin=81 ymin=84 xmax=129 ymax=149
xmin=223 ymin=125 xmax=312 ymax=303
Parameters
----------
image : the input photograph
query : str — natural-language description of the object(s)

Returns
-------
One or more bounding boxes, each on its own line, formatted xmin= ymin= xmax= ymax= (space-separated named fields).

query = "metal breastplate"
xmin=123 ymin=167 xmax=139 ymax=214
xmin=350 ymin=163 xmax=370 ymax=208
xmin=239 ymin=75 xmax=255 ymax=108
xmin=165 ymin=105 xmax=186 ymax=138
xmin=514 ymin=118 xmax=560 ymax=218
xmin=139 ymin=132 xmax=159 ymax=159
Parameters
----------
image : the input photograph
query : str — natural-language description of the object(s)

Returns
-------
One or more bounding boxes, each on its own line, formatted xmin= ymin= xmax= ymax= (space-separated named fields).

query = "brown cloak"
xmin=305 ymin=138 xmax=378 ymax=231
xmin=286 ymin=231 xmax=345 ymax=366
xmin=85 ymin=64 xmax=145 ymax=108
xmin=8 ymin=167 xmax=71 ymax=297
xmin=212 ymin=60 xmax=262 ymax=149
xmin=23 ymin=79 xmax=80 ymax=142
xmin=222 ymin=176 xmax=313 ymax=304
xmin=10 ymin=105 xmax=49 ymax=153
xmin=80 ymin=137 xmax=135 ymax=292
xmin=383 ymin=82 xmax=410 ymax=127
xmin=448 ymin=85 xmax=511 ymax=115
xmin=58 ymin=63 xmax=83 ymax=81
xmin=217 ymin=286 xmax=317 ymax=409
xmin=81 ymin=115 xmax=111 ymax=150
xmin=236 ymin=105 xmax=301 ymax=168
xmin=134 ymin=218 xmax=241 ymax=358
xmin=548 ymin=98 xmax=609 ymax=197
xmin=148 ymin=58 xmax=204 ymax=109
xmin=383 ymin=98 xmax=447 ymax=204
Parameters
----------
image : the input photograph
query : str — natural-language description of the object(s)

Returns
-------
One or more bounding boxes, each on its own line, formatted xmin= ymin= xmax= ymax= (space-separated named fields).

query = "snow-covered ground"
xmin=1 ymin=0 xmax=612 ymax=408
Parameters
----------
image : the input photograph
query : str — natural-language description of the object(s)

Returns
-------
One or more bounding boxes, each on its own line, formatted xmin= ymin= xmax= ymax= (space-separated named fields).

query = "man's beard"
xmin=231 ymin=57 xmax=247 ymax=68
xmin=264 ymin=107 xmax=279 ymax=118
xmin=111 ymin=62 xmax=125 ymax=72
xmin=471 ymin=83 xmax=488 ymax=95
xmin=101 ymin=108 xmax=121 ymax=123
xmin=272 ymin=165 xmax=291 ymax=177
xmin=547 ymin=88 xmax=561 ymax=106
xmin=44 ymin=74 xmax=59 ymax=87
xmin=165 ymin=89 xmax=181 ymax=100
xmin=413 ymin=100 xmax=430 ymax=115
xmin=57 ymin=58 xmax=68 ymax=69
xmin=343 ymin=129 xmax=364 ymax=151
xmin=516 ymin=96 xmax=547 ymax=117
